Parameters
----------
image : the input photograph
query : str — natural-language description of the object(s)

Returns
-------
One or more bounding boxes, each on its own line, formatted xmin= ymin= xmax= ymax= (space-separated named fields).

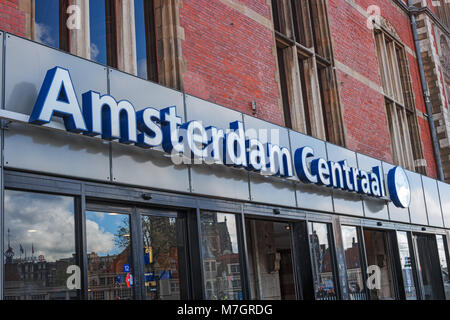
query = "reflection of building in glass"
xmin=87 ymin=247 xmax=133 ymax=300
xmin=144 ymin=246 xmax=181 ymax=300
xmin=142 ymin=216 xmax=181 ymax=300
xmin=344 ymin=237 xmax=366 ymax=300
xmin=402 ymin=265 xmax=415 ymax=298
xmin=202 ymin=214 xmax=241 ymax=300
xmin=4 ymin=255 xmax=76 ymax=300
xmin=309 ymin=231 xmax=336 ymax=300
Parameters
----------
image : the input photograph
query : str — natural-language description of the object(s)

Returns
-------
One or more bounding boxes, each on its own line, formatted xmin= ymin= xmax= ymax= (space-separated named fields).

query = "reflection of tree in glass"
xmin=114 ymin=216 xmax=131 ymax=250
xmin=142 ymin=216 xmax=177 ymax=270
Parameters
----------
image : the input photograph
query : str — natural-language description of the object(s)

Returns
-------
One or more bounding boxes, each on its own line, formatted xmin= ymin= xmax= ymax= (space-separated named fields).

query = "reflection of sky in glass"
xmin=4 ymin=190 xmax=75 ymax=262
xmin=86 ymin=211 xmax=130 ymax=256
xmin=310 ymin=223 xmax=328 ymax=245
xmin=217 ymin=213 xmax=238 ymax=253
xmin=35 ymin=0 xmax=59 ymax=48
xmin=89 ymin=0 xmax=107 ymax=64
xmin=342 ymin=226 xmax=358 ymax=249
xmin=134 ymin=0 xmax=148 ymax=79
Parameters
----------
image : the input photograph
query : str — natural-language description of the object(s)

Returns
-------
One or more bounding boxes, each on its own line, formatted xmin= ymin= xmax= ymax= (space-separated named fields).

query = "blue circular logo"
xmin=387 ymin=167 xmax=411 ymax=208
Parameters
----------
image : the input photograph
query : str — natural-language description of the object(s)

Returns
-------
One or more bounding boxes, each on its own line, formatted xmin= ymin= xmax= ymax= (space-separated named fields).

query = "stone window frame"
xmin=433 ymin=0 xmax=450 ymax=30
xmin=270 ymin=0 xmax=345 ymax=145
xmin=19 ymin=0 xmax=183 ymax=88
xmin=374 ymin=25 xmax=426 ymax=174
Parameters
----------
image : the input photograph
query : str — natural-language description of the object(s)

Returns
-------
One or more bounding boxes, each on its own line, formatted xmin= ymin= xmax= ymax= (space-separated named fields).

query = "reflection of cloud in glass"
xmin=90 ymin=43 xmax=100 ymax=61
xmin=86 ymin=212 xmax=126 ymax=256
xmin=4 ymin=191 xmax=74 ymax=262
xmin=311 ymin=223 xmax=328 ymax=244
xmin=34 ymin=0 xmax=59 ymax=48
xmin=137 ymin=58 xmax=148 ymax=79
xmin=35 ymin=23 xmax=56 ymax=47
xmin=89 ymin=0 xmax=107 ymax=65
xmin=342 ymin=226 xmax=358 ymax=249
xmin=94 ymin=211 xmax=105 ymax=221
xmin=85 ymin=219 xmax=114 ymax=256
xmin=217 ymin=213 xmax=238 ymax=253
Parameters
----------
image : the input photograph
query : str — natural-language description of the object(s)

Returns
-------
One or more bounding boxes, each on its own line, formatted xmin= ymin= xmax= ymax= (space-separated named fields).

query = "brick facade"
xmin=0 ymin=0 xmax=445 ymax=180
xmin=180 ymin=0 xmax=283 ymax=125
xmin=409 ymin=0 xmax=450 ymax=181
xmin=0 ymin=0 xmax=24 ymax=37
xmin=178 ymin=0 xmax=439 ymax=178
xmin=328 ymin=0 xmax=437 ymax=177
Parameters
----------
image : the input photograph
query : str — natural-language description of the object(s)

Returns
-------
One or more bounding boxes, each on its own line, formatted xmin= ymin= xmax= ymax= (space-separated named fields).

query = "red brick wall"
xmin=0 ymin=0 xmax=25 ymax=37
xmin=180 ymin=0 xmax=438 ymax=177
xmin=179 ymin=0 xmax=283 ymax=126
xmin=2 ymin=0 xmax=437 ymax=177
xmin=328 ymin=0 xmax=437 ymax=177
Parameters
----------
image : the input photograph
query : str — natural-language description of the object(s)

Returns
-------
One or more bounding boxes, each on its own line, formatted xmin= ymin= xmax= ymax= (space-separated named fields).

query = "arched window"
xmin=271 ymin=0 xmax=344 ymax=144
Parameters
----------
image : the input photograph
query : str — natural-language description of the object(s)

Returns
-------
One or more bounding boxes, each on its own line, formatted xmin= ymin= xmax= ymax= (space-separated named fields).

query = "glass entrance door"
xmin=342 ymin=226 xmax=399 ymax=300
xmin=245 ymin=219 xmax=296 ymax=300
xmin=85 ymin=207 xmax=135 ymax=300
xmin=308 ymin=222 xmax=339 ymax=300
xmin=85 ymin=204 xmax=189 ymax=300
xmin=396 ymin=231 xmax=418 ymax=300
xmin=413 ymin=233 xmax=446 ymax=300
xmin=140 ymin=209 xmax=189 ymax=300
xmin=342 ymin=225 xmax=367 ymax=300
xmin=362 ymin=229 xmax=397 ymax=300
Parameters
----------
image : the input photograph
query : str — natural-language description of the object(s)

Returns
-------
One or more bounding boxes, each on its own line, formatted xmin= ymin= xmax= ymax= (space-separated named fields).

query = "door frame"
xmin=243 ymin=215 xmax=303 ymax=300
xmin=243 ymin=215 xmax=341 ymax=300
xmin=412 ymin=232 xmax=446 ymax=300
xmin=84 ymin=201 xmax=194 ymax=300
xmin=360 ymin=227 xmax=403 ymax=300
xmin=306 ymin=220 xmax=341 ymax=300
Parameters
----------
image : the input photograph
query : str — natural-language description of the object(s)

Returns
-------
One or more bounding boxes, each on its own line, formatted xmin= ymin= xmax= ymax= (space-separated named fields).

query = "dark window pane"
xmin=35 ymin=0 xmax=60 ymax=48
xmin=291 ymin=0 xmax=308 ymax=46
xmin=141 ymin=214 xmax=184 ymax=300
xmin=309 ymin=222 xmax=337 ymax=300
xmin=298 ymin=58 xmax=312 ymax=135
xmin=415 ymin=234 xmax=446 ymax=300
xmin=317 ymin=66 xmax=330 ymax=141
xmin=396 ymin=231 xmax=417 ymax=300
xmin=277 ymin=47 xmax=292 ymax=129
xmin=271 ymin=0 xmax=281 ymax=33
xmin=200 ymin=212 xmax=243 ymax=300
xmin=4 ymin=190 xmax=78 ymax=300
xmin=246 ymin=220 xmax=296 ymax=300
xmin=104 ymin=0 xmax=117 ymax=67
xmin=436 ymin=235 xmax=450 ymax=300
xmin=86 ymin=211 xmax=134 ymax=300
xmin=342 ymin=226 xmax=367 ymax=300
